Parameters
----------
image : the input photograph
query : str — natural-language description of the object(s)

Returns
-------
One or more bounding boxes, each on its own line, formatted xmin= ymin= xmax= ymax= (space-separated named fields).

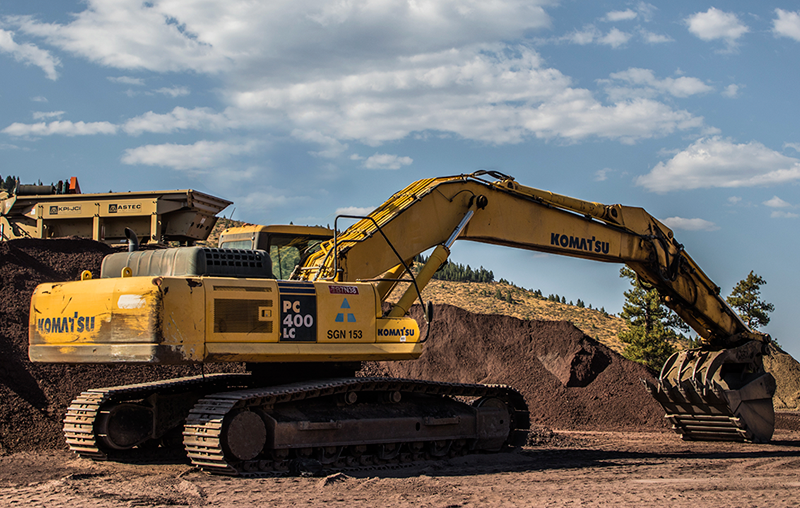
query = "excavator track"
xmin=183 ymin=377 xmax=529 ymax=476
xmin=63 ymin=373 xmax=251 ymax=461
xmin=645 ymin=341 xmax=776 ymax=442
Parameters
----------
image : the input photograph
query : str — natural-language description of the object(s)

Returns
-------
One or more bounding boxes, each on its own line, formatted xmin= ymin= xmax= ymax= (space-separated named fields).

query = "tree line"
xmin=0 ymin=175 xmax=19 ymax=195
xmin=415 ymin=254 xmax=495 ymax=283
xmin=416 ymin=255 xmax=608 ymax=314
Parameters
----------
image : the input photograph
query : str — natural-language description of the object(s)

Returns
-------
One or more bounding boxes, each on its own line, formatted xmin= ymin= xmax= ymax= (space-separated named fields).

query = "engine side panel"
xmin=29 ymin=276 xmax=164 ymax=363
xmin=29 ymin=277 xmax=421 ymax=364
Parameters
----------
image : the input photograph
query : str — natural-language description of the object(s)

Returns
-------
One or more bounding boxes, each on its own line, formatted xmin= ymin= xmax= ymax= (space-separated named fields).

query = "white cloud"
xmin=4 ymin=104 xmax=261 ymax=138
xmin=233 ymin=46 xmax=703 ymax=145
xmin=602 ymin=10 xmax=636 ymax=22
xmin=0 ymin=28 xmax=60 ymax=80
xmin=32 ymin=111 xmax=65 ymax=120
xmin=363 ymin=153 xmax=413 ymax=170
xmin=565 ymin=26 xmax=601 ymax=45
xmin=634 ymin=2 xmax=657 ymax=23
xmin=661 ymin=217 xmax=719 ymax=232
xmin=599 ymin=28 xmax=631 ymax=48
xmin=108 ymin=76 xmax=144 ymax=86
xmin=2 ymin=2 xmax=707 ymax=149
xmin=594 ymin=168 xmax=613 ymax=181
xmin=763 ymin=196 xmax=792 ymax=208
xmin=2 ymin=120 xmax=117 ymax=136
xmin=785 ymin=142 xmax=800 ymax=153
xmin=121 ymin=140 xmax=257 ymax=170
xmin=5 ymin=106 xmax=241 ymax=138
xmin=154 ymin=86 xmax=190 ymax=97
xmin=685 ymin=8 xmax=748 ymax=50
xmin=639 ymin=29 xmax=672 ymax=44
xmin=564 ymin=26 xmax=630 ymax=48
xmin=30 ymin=96 xmax=47 ymax=102
xmin=722 ymin=84 xmax=740 ymax=98
xmin=773 ymin=9 xmax=800 ymax=41
xmin=638 ymin=137 xmax=800 ymax=192
xmin=727 ymin=196 xmax=741 ymax=205
xmin=292 ymin=129 xmax=348 ymax=159
xmin=7 ymin=1 xmax=553 ymax=76
xmin=602 ymin=68 xmax=712 ymax=101
xmin=771 ymin=211 xmax=799 ymax=219
xmin=122 ymin=107 xmax=234 ymax=135
xmin=230 ymin=187 xmax=306 ymax=215
xmin=335 ymin=206 xmax=375 ymax=217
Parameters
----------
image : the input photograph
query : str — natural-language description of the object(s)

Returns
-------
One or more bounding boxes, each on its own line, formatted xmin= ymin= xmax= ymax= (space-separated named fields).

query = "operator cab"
xmin=219 ymin=224 xmax=334 ymax=279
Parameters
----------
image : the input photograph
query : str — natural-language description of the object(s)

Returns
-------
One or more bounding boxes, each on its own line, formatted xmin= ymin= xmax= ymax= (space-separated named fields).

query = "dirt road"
xmin=2 ymin=429 xmax=800 ymax=507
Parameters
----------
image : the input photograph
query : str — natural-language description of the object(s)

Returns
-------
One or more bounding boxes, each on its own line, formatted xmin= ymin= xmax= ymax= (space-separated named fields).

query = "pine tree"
xmin=617 ymin=267 xmax=686 ymax=371
xmin=3 ymin=175 xmax=15 ymax=195
xmin=727 ymin=271 xmax=774 ymax=330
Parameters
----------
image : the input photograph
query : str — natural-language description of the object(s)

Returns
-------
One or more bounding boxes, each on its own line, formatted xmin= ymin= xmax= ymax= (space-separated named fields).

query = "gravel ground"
xmin=2 ymin=429 xmax=800 ymax=507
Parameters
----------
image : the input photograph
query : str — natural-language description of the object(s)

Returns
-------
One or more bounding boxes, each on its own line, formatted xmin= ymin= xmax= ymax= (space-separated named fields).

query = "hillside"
xmin=197 ymin=217 xmax=246 ymax=247
xmin=386 ymin=277 xmax=629 ymax=353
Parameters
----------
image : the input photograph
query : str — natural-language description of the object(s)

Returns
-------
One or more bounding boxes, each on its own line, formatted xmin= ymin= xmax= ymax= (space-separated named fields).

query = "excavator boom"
xmin=301 ymin=172 xmax=757 ymax=344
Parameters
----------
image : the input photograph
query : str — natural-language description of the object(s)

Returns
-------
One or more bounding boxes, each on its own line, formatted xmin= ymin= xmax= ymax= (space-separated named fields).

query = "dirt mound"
xmin=764 ymin=345 xmax=800 ymax=410
xmin=363 ymin=304 xmax=667 ymax=431
xmin=0 ymin=239 xmax=238 ymax=454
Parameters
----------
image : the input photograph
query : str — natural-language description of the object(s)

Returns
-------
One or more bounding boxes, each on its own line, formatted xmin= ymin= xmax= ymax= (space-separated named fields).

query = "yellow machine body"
xmin=29 ymin=276 xmax=421 ymax=364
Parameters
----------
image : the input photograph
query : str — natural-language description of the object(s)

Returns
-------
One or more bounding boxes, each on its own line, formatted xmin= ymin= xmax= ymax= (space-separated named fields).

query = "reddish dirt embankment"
xmin=364 ymin=304 xmax=666 ymax=431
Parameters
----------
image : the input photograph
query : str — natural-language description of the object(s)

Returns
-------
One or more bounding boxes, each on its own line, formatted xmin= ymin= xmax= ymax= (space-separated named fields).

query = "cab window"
xmin=269 ymin=235 xmax=328 ymax=279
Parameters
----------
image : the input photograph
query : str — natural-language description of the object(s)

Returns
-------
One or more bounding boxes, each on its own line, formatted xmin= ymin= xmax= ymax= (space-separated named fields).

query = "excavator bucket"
xmin=645 ymin=340 xmax=776 ymax=442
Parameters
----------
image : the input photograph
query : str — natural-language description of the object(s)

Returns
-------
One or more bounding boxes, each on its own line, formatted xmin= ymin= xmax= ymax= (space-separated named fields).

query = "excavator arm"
xmin=300 ymin=170 xmax=776 ymax=442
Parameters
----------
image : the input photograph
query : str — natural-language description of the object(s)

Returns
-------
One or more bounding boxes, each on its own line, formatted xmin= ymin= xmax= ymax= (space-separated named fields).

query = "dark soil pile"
xmin=0 ymin=239 xmax=238 ymax=455
xmin=363 ymin=304 xmax=667 ymax=431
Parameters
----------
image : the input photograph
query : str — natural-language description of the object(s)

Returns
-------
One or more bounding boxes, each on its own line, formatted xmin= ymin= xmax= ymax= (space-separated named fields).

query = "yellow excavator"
xmin=29 ymin=171 xmax=775 ymax=475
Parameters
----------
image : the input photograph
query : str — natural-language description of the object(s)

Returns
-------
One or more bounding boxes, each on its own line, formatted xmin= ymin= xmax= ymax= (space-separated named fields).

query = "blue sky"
xmin=2 ymin=1 xmax=799 ymax=356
